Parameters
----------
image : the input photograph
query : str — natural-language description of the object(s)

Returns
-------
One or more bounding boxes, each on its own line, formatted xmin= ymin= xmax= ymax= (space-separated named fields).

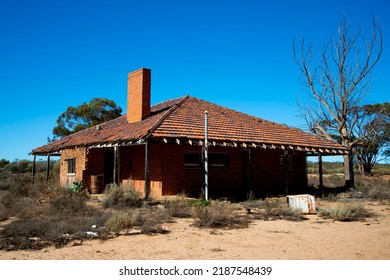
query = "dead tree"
xmin=293 ymin=16 xmax=383 ymax=187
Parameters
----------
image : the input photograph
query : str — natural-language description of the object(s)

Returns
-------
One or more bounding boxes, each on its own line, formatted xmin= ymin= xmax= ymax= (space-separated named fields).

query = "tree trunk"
xmin=343 ymin=154 xmax=355 ymax=188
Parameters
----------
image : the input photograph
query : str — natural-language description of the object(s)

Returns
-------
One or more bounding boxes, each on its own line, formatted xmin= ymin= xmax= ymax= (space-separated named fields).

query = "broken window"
xmin=66 ymin=158 xmax=76 ymax=174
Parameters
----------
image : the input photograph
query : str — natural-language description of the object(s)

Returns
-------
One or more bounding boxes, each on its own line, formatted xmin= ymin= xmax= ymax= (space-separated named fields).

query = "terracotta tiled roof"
xmin=32 ymin=97 xmax=186 ymax=155
xmin=32 ymin=95 xmax=347 ymax=155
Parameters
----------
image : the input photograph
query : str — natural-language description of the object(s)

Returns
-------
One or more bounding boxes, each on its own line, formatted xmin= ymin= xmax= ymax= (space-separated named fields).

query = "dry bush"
xmin=104 ymin=208 xmax=170 ymax=235
xmin=0 ymin=193 xmax=14 ymax=209
xmin=367 ymin=185 xmax=390 ymax=200
xmin=193 ymin=201 xmax=250 ymax=229
xmin=245 ymin=199 xmax=306 ymax=221
xmin=105 ymin=211 xmax=144 ymax=233
xmin=8 ymin=176 xmax=31 ymax=198
xmin=0 ymin=207 xmax=112 ymax=251
xmin=102 ymin=184 xmax=142 ymax=208
xmin=140 ymin=221 xmax=170 ymax=235
xmin=0 ymin=173 xmax=13 ymax=191
xmin=0 ymin=212 xmax=8 ymax=222
xmin=162 ymin=196 xmax=193 ymax=218
xmin=48 ymin=188 xmax=88 ymax=215
xmin=354 ymin=177 xmax=390 ymax=201
xmin=0 ymin=178 xmax=115 ymax=251
xmin=318 ymin=202 xmax=374 ymax=221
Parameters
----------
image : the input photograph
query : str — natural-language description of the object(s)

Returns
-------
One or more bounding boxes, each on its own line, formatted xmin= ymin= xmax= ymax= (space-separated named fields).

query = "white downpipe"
xmin=204 ymin=111 xmax=209 ymax=200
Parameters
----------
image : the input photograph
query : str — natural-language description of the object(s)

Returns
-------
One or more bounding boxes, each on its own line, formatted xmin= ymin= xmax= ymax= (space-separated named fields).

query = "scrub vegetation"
xmin=0 ymin=159 xmax=389 ymax=251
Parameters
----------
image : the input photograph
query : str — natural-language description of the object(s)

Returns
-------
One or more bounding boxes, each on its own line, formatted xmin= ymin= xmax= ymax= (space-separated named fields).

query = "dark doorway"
xmin=241 ymin=150 xmax=250 ymax=199
xmin=104 ymin=149 xmax=114 ymax=186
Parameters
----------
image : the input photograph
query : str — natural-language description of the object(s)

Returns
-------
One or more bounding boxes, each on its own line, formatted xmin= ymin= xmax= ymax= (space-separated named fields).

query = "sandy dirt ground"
xmin=1 ymin=200 xmax=389 ymax=260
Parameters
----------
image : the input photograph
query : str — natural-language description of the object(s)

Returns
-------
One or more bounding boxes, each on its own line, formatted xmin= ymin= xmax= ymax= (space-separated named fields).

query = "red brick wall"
xmin=118 ymin=144 xmax=232 ymax=198
xmin=119 ymin=145 xmax=163 ymax=198
xmin=79 ymin=143 xmax=307 ymax=199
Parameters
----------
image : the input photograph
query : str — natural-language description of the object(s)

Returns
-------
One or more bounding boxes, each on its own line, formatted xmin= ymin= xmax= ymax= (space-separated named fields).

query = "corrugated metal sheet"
xmin=286 ymin=194 xmax=316 ymax=214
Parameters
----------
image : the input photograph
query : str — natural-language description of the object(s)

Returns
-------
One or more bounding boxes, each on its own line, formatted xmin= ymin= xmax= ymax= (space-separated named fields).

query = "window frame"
xmin=184 ymin=151 xmax=229 ymax=170
xmin=209 ymin=152 xmax=229 ymax=170
xmin=184 ymin=152 xmax=202 ymax=169
xmin=66 ymin=157 xmax=76 ymax=175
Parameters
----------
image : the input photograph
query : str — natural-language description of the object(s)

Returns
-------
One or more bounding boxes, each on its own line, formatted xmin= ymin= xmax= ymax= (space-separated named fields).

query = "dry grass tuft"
xmin=245 ymin=199 xmax=307 ymax=221
xmin=193 ymin=201 xmax=250 ymax=229
xmin=318 ymin=202 xmax=375 ymax=221
xmin=105 ymin=211 xmax=144 ymax=233
xmin=161 ymin=195 xmax=193 ymax=218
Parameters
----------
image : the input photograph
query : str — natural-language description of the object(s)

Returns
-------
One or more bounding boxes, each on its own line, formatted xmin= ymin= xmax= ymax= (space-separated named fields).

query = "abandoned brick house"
xmin=32 ymin=68 xmax=347 ymax=199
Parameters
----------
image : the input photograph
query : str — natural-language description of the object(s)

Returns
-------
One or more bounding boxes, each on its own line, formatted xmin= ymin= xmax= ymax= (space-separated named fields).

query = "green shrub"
xmin=190 ymin=199 xmax=211 ymax=206
xmin=70 ymin=181 xmax=85 ymax=193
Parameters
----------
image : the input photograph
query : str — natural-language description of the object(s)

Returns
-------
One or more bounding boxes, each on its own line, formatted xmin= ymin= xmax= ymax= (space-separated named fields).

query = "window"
xmin=184 ymin=152 xmax=228 ymax=170
xmin=67 ymin=158 xmax=76 ymax=174
xmin=184 ymin=152 xmax=201 ymax=168
xmin=209 ymin=153 xmax=228 ymax=169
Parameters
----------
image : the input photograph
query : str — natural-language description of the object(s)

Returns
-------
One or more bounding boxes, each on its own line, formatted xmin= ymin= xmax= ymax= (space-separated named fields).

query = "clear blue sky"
xmin=0 ymin=0 xmax=388 ymax=161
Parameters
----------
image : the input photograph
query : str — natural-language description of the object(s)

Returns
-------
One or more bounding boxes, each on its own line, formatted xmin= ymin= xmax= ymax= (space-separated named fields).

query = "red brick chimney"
xmin=127 ymin=68 xmax=151 ymax=123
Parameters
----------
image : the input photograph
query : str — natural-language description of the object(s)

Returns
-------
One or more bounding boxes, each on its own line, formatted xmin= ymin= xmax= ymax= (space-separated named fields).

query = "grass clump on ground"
xmin=318 ymin=202 xmax=375 ymax=221
xmin=104 ymin=208 xmax=170 ymax=235
xmin=192 ymin=201 xmax=250 ymax=229
xmin=161 ymin=194 xmax=193 ymax=218
xmin=105 ymin=211 xmax=144 ymax=234
xmin=245 ymin=199 xmax=307 ymax=222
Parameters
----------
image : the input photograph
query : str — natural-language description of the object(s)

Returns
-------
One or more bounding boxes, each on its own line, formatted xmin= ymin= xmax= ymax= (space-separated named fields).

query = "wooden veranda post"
xmin=144 ymin=141 xmax=150 ymax=201
xmin=318 ymin=153 xmax=324 ymax=198
xmin=204 ymin=111 xmax=209 ymax=200
xmin=249 ymin=148 xmax=254 ymax=199
xmin=46 ymin=155 xmax=51 ymax=182
xmin=283 ymin=150 xmax=289 ymax=195
xmin=113 ymin=145 xmax=118 ymax=185
xmin=32 ymin=154 xmax=36 ymax=183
